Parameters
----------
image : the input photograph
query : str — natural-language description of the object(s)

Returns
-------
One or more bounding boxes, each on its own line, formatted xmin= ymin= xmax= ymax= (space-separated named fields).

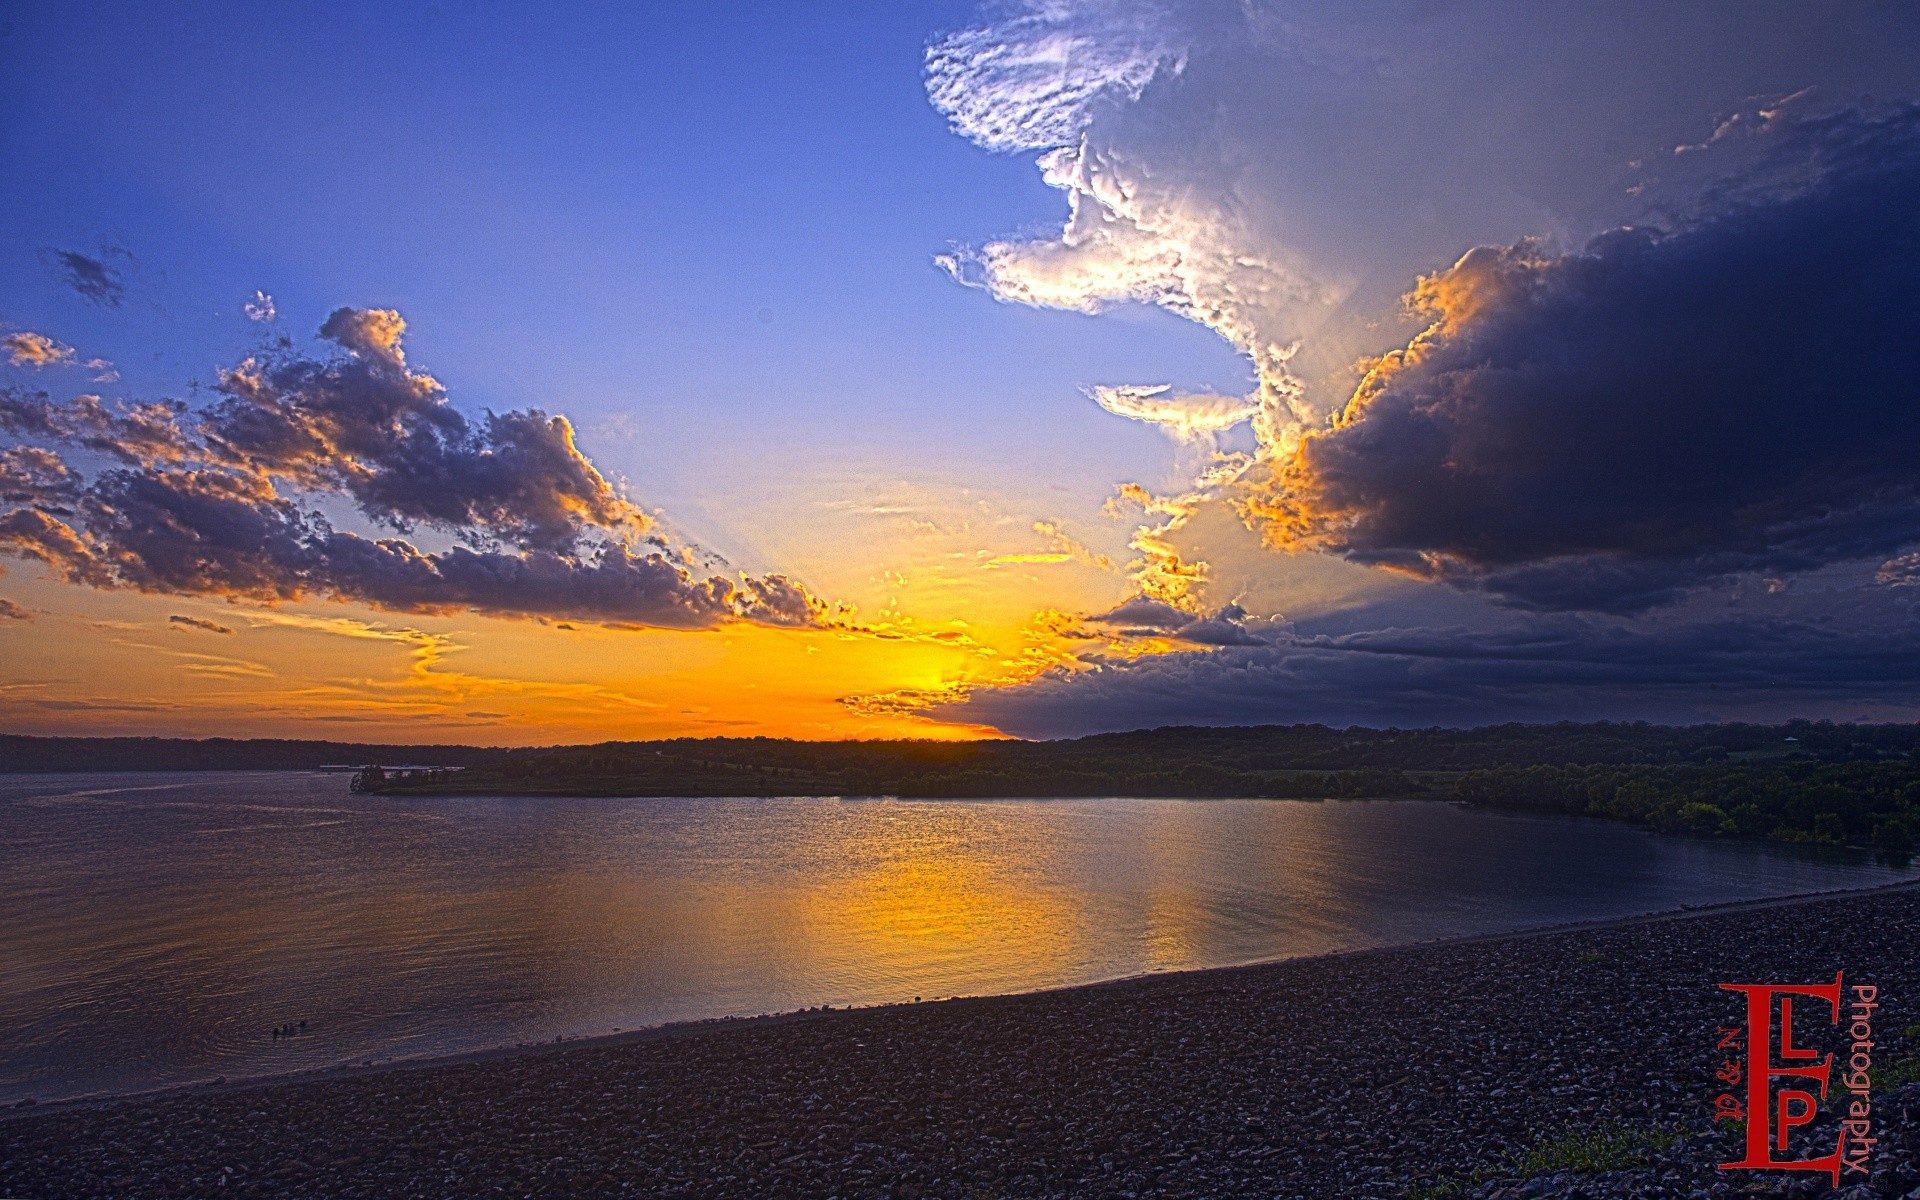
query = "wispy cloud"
xmin=41 ymin=247 xmax=129 ymax=307
xmin=169 ymin=614 xmax=236 ymax=635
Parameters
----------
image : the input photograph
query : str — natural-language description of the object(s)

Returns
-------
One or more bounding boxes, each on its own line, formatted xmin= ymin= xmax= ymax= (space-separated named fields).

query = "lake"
xmin=1 ymin=770 xmax=1911 ymax=1103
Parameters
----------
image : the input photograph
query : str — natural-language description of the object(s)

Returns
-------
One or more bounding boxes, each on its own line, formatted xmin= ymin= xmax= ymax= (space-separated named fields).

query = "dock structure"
xmin=348 ymin=764 xmax=463 ymax=793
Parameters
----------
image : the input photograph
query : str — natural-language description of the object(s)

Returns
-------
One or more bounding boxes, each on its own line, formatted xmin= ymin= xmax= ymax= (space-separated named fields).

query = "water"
xmin=1 ymin=771 xmax=1911 ymax=1103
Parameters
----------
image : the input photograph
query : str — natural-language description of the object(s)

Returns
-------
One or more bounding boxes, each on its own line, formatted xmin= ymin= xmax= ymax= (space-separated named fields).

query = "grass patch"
xmin=1405 ymin=1122 xmax=1682 ymax=1199
xmin=1512 ymin=1124 xmax=1681 ymax=1175
xmin=1880 ymin=1052 xmax=1920 ymax=1089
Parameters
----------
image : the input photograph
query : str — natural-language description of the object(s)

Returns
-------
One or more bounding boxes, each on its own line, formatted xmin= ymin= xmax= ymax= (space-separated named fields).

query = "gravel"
xmin=3 ymin=883 xmax=1917 ymax=1199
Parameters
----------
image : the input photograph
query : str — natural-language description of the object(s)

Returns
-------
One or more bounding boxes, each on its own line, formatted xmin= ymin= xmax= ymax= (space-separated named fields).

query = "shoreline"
xmin=11 ymin=872 xmax=1917 ymax=1121
xmin=6 ymin=876 xmax=1917 ymax=1198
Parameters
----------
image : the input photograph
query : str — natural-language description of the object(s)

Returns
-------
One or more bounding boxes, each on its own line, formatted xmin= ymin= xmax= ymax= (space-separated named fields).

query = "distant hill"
xmin=7 ymin=719 xmax=1916 ymax=790
xmin=359 ymin=719 xmax=1919 ymax=799
xmin=0 ymin=735 xmax=507 ymax=773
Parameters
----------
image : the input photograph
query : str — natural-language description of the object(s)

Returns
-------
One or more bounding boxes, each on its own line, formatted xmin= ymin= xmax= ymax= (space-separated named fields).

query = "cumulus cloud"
xmin=244 ymin=290 xmax=276 ymax=322
xmin=0 ymin=309 xmax=830 ymax=631
xmin=206 ymin=309 xmax=646 ymax=554
xmin=4 ymin=332 xmax=76 ymax=368
xmin=917 ymin=2 xmax=1920 ymax=731
xmin=1 ymin=389 xmax=195 ymax=466
xmin=1246 ymin=107 xmax=1920 ymax=613
xmin=931 ymin=2 xmax=1920 ymax=455
xmin=0 ymin=444 xmax=82 ymax=508
xmin=42 ymin=248 xmax=129 ymax=307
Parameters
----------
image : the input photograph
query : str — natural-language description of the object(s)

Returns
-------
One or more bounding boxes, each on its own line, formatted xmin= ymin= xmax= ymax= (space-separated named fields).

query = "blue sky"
xmin=2 ymin=1 xmax=1247 ymax=567
xmin=7 ymin=0 xmax=1920 ymax=741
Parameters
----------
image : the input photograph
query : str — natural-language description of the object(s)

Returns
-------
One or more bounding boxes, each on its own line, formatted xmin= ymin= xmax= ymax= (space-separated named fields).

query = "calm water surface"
xmin=1 ymin=771 xmax=1912 ymax=1102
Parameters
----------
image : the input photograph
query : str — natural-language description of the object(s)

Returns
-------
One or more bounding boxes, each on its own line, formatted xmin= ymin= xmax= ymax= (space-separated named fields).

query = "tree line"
xmin=1455 ymin=760 xmax=1918 ymax=859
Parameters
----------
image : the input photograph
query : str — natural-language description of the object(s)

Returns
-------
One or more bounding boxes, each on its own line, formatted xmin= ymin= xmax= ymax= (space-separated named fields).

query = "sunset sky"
xmin=6 ymin=1 xmax=1920 ymax=743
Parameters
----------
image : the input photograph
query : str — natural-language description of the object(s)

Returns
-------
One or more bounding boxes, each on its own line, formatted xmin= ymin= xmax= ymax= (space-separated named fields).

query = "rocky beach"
xmin=4 ymin=883 xmax=1917 ymax=1200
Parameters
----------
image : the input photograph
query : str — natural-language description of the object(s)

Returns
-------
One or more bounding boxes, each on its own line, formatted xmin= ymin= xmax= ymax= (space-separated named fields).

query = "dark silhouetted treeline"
xmin=1457 ymin=760 xmax=1918 ymax=858
xmin=0 ymin=735 xmax=505 ymax=773
xmin=14 ymin=723 xmax=1920 ymax=852
xmin=357 ymin=718 xmax=1918 ymax=802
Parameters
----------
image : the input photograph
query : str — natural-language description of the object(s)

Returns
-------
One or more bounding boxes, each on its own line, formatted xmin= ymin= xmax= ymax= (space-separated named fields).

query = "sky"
xmin=4 ymin=1 xmax=1920 ymax=743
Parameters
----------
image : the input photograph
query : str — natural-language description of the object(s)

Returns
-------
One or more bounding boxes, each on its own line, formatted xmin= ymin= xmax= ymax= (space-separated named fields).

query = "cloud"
xmin=207 ymin=309 xmax=647 ymax=554
xmin=244 ymin=290 xmax=276 ymax=322
xmin=927 ymin=0 xmax=1920 ymax=569
xmin=983 ymin=520 xmax=1116 ymax=571
xmin=115 ymin=640 xmax=277 ymax=679
xmin=28 ymin=698 xmax=166 ymax=712
xmin=927 ymin=0 xmax=1920 ymax=635
xmin=1174 ymin=603 xmax=1272 ymax=646
xmin=4 ymin=332 xmax=76 ymax=368
xmin=1878 ymin=553 xmax=1920 ymax=588
xmin=1 ymin=390 xmax=194 ymax=467
xmin=1089 ymin=385 xmax=1256 ymax=443
xmin=1083 ymin=594 xmax=1275 ymax=646
xmin=1245 ymin=107 xmax=1920 ymax=613
xmin=0 ymin=445 xmax=82 ymax=507
xmin=42 ymin=248 xmax=128 ymax=307
xmin=946 ymin=603 xmax=1920 ymax=737
xmin=926 ymin=0 xmax=1185 ymax=153
xmin=0 ymin=309 xmax=831 ymax=631
xmin=1089 ymin=595 xmax=1191 ymax=629
xmin=169 ymin=614 xmax=236 ymax=635
xmin=0 ymin=598 xmax=32 ymax=621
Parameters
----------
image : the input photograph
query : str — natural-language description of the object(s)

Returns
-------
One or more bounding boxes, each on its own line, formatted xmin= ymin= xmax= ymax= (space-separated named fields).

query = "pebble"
xmin=2 ymin=886 xmax=1916 ymax=1198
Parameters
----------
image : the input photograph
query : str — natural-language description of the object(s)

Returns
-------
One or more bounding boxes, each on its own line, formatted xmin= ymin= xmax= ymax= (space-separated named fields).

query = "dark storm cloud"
xmin=41 ymin=248 xmax=128 ymax=307
xmin=0 ymin=310 xmax=829 ymax=631
xmin=948 ymin=601 xmax=1920 ymax=738
xmin=1249 ymin=106 xmax=1920 ymax=614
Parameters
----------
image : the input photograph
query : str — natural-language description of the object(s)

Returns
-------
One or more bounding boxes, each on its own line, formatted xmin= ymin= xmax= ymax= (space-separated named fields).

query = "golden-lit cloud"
xmin=983 ymin=520 xmax=1115 ymax=572
xmin=1241 ymin=108 xmax=1920 ymax=613
xmin=4 ymin=331 xmax=76 ymax=368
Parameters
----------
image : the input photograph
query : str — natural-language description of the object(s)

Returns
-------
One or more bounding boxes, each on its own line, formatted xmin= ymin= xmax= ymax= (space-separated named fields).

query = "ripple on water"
xmin=0 ymin=772 xmax=1912 ymax=1102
